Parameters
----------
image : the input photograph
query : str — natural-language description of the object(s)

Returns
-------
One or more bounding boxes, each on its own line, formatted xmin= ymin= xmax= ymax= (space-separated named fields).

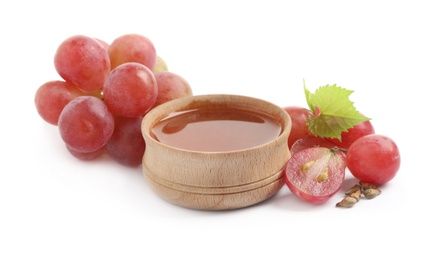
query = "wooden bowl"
xmin=141 ymin=94 xmax=292 ymax=210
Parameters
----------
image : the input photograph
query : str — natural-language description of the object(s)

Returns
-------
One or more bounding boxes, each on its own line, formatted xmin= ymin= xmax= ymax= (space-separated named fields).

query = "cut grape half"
xmin=290 ymin=136 xmax=338 ymax=155
xmin=285 ymin=147 xmax=346 ymax=204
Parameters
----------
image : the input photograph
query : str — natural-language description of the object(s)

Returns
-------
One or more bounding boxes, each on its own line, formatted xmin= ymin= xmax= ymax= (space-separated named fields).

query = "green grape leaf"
xmin=304 ymin=82 xmax=371 ymax=140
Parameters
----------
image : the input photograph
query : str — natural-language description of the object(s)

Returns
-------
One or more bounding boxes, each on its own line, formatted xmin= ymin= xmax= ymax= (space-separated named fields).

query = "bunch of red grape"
xmin=283 ymin=106 xmax=401 ymax=207
xmin=35 ymin=34 xmax=193 ymax=166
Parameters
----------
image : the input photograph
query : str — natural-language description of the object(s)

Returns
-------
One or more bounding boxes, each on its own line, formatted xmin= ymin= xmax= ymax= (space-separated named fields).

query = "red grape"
xmin=66 ymin=145 xmax=106 ymax=161
xmin=106 ymin=116 xmax=145 ymax=167
xmin=103 ymin=62 xmax=158 ymax=118
xmin=58 ymin=96 xmax=114 ymax=153
xmin=285 ymin=147 xmax=346 ymax=204
xmin=95 ymin=38 xmax=110 ymax=51
xmin=34 ymin=80 xmax=84 ymax=125
xmin=283 ymin=106 xmax=314 ymax=148
xmin=154 ymin=71 xmax=192 ymax=107
xmin=54 ymin=35 xmax=111 ymax=93
xmin=326 ymin=120 xmax=375 ymax=149
xmin=108 ymin=34 xmax=157 ymax=70
xmin=346 ymin=134 xmax=400 ymax=186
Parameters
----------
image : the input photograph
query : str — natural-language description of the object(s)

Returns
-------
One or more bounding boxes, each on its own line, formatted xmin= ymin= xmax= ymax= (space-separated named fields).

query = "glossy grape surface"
xmin=346 ymin=134 xmax=400 ymax=186
xmin=66 ymin=145 xmax=106 ymax=161
xmin=326 ymin=120 xmax=375 ymax=149
xmin=106 ymin=116 xmax=145 ymax=166
xmin=58 ymin=96 xmax=114 ymax=153
xmin=103 ymin=62 xmax=158 ymax=118
xmin=154 ymin=71 xmax=192 ymax=107
xmin=108 ymin=33 xmax=157 ymax=70
xmin=34 ymin=80 xmax=84 ymax=125
xmin=283 ymin=106 xmax=314 ymax=149
xmin=54 ymin=35 xmax=111 ymax=93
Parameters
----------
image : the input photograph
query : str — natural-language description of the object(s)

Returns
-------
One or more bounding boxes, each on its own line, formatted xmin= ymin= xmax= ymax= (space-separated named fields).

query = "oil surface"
xmin=151 ymin=108 xmax=282 ymax=152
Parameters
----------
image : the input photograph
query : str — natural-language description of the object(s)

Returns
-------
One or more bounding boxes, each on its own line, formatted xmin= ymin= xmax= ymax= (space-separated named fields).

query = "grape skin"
xmin=66 ymin=145 xmax=106 ymax=161
xmin=58 ymin=96 xmax=114 ymax=153
xmin=326 ymin=120 xmax=375 ymax=149
xmin=283 ymin=106 xmax=314 ymax=148
xmin=34 ymin=80 xmax=84 ymax=125
xmin=108 ymin=34 xmax=157 ymax=70
xmin=154 ymin=71 xmax=192 ymax=107
xmin=103 ymin=62 xmax=158 ymax=118
xmin=346 ymin=134 xmax=400 ymax=186
xmin=106 ymin=116 xmax=145 ymax=167
xmin=54 ymin=35 xmax=111 ymax=93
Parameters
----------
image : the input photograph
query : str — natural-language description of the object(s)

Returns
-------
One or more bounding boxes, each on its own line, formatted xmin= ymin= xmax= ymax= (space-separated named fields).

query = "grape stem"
xmin=330 ymin=147 xmax=348 ymax=154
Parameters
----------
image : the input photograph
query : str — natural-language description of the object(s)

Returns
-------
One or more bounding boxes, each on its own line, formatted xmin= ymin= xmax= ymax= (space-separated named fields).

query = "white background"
xmin=1 ymin=0 xmax=437 ymax=259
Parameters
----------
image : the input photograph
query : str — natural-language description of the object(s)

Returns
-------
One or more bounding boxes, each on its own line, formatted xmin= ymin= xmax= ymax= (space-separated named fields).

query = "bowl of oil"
xmin=141 ymin=94 xmax=292 ymax=210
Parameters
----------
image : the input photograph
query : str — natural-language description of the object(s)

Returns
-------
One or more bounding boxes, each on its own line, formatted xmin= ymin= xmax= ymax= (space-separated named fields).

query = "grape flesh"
xmin=108 ymin=34 xmax=157 ymax=70
xmin=290 ymin=136 xmax=338 ymax=154
xmin=106 ymin=116 xmax=145 ymax=167
xmin=54 ymin=35 xmax=111 ymax=93
xmin=58 ymin=96 xmax=114 ymax=153
xmin=346 ymin=134 xmax=400 ymax=186
xmin=103 ymin=62 xmax=158 ymax=118
xmin=283 ymin=106 xmax=314 ymax=148
xmin=285 ymin=147 xmax=346 ymax=204
xmin=326 ymin=120 xmax=375 ymax=149
xmin=34 ymin=80 xmax=84 ymax=125
xmin=154 ymin=71 xmax=192 ymax=107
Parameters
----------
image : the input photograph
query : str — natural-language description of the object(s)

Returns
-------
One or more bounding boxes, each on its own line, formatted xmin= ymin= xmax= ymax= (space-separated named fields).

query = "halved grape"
xmin=103 ymin=62 xmax=158 ymax=118
xmin=106 ymin=116 xmax=145 ymax=167
xmin=346 ymin=134 xmax=400 ymax=186
xmin=58 ymin=96 xmax=114 ymax=153
xmin=34 ymin=80 xmax=84 ymax=125
xmin=54 ymin=35 xmax=111 ymax=93
xmin=290 ymin=136 xmax=338 ymax=154
xmin=285 ymin=147 xmax=346 ymax=204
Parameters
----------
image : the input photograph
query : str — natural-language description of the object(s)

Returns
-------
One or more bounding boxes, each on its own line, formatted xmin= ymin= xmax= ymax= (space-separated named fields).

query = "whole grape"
xmin=154 ymin=71 xmax=192 ymax=107
xmin=34 ymin=80 xmax=84 ymax=125
xmin=283 ymin=106 xmax=314 ymax=148
xmin=346 ymin=134 xmax=400 ymax=186
xmin=66 ymin=145 xmax=106 ymax=161
xmin=54 ymin=35 xmax=111 ymax=93
xmin=106 ymin=116 xmax=145 ymax=167
xmin=326 ymin=120 xmax=375 ymax=149
xmin=103 ymin=62 xmax=158 ymax=118
xmin=108 ymin=34 xmax=157 ymax=70
xmin=58 ymin=96 xmax=114 ymax=153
